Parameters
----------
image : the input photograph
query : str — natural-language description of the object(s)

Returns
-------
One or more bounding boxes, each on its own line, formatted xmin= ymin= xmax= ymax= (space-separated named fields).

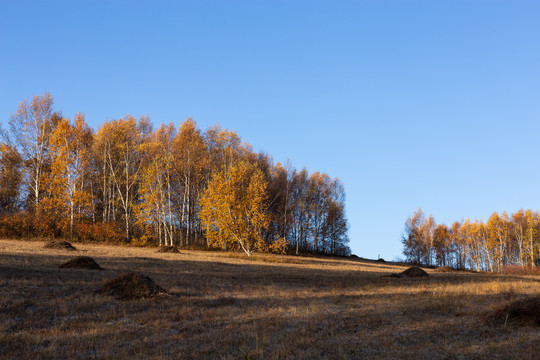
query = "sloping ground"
xmin=0 ymin=239 xmax=539 ymax=359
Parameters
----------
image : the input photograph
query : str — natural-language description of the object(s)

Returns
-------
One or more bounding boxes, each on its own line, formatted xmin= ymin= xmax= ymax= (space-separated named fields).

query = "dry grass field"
xmin=1 ymin=239 xmax=539 ymax=359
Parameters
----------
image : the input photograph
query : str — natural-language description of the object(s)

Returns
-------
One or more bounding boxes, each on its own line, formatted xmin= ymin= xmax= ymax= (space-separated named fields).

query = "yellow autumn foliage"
xmin=200 ymin=161 xmax=270 ymax=256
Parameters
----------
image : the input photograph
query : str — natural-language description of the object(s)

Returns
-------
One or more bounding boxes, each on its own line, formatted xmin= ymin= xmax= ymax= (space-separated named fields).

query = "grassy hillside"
xmin=0 ymin=239 xmax=538 ymax=359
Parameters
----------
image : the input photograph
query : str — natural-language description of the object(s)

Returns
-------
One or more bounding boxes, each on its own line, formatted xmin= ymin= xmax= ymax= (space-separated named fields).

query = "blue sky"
xmin=1 ymin=1 xmax=540 ymax=259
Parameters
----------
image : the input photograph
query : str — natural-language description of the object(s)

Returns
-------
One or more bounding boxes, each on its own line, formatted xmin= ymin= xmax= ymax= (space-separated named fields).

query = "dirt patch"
xmin=157 ymin=246 xmax=180 ymax=253
xmin=388 ymin=266 xmax=429 ymax=278
xmin=488 ymin=296 xmax=540 ymax=327
xmin=59 ymin=256 xmax=103 ymax=270
xmin=97 ymin=272 xmax=167 ymax=300
xmin=44 ymin=240 xmax=77 ymax=250
xmin=434 ymin=266 xmax=455 ymax=273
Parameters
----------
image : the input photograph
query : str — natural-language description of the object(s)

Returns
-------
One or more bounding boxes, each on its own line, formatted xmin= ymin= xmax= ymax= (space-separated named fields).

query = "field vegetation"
xmin=1 ymin=239 xmax=538 ymax=359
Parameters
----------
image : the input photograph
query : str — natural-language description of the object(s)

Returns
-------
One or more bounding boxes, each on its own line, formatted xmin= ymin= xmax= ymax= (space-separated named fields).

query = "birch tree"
xmin=47 ymin=113 xmax=94 ymax=238
xmin=8 ymin=93 xmax=56 ymax=210
xmin=137 ymin=123 xmax=176 ymax=246
xmin=0 ymin=143 xmax=23 ymax=214
xmin=174 ymin=118 xmax=207 ymax=245
xmin=95 ymin=115 xmax=146 ymax=242
xmin=199 ymin=161 xmax=269 ymax=256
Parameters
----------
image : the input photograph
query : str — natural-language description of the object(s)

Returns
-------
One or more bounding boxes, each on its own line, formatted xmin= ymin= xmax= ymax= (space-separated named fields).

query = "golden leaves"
xmin=200 ymin=161 xmax=270 ymax=256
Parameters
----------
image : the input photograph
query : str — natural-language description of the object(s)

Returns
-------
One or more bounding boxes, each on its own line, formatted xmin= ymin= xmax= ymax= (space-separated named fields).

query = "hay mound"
xmin=44 ymin=240 xmax=76 ymax=250
xmin=98 ymin=272 xmax=167 ymax=300
xmin=488 ymin=296 xmax=540 ymax=327
xmin=157 ymin=246 xmax=180 ymax=253
xmin=59 ymin=256 xmax=103 ymax=270
xmin=434 ymin=266 xmax=455 ymax=273
xmin=399 ymin=266 xmax=429 ymax=277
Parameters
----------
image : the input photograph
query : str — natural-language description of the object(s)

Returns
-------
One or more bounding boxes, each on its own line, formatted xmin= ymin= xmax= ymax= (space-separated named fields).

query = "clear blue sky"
xmin=1 ymin=1 xmax=540 ymax=260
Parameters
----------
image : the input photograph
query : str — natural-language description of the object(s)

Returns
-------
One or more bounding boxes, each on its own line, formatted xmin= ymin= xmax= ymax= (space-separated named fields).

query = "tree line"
xmin=0 ymin=93 xmax=350 ymax=256
xmin=402 ymin=208 xmax=539 ymax=271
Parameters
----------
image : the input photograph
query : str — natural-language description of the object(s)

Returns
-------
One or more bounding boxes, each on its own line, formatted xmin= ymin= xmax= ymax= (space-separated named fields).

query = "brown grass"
xmin=1 ymin=239 xmax=539 ymax=359
xmin=487 ymin=296 xmax=540 ymax=327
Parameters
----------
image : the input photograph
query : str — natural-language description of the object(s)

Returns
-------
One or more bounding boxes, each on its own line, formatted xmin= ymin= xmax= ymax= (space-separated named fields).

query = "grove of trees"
xmin=402 ymin=208 xmax=539 ymax=271
xmin=0 ymin=93 xmax=350 ymax=256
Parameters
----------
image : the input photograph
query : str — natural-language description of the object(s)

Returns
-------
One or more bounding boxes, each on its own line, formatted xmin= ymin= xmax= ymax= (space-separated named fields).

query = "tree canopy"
xmin=0 ymin=93 xmax=350 ymax=256
xmin=402 ymin=208 xmax=539 ymax=270
xmin=200 ymin=161 xmax=270 ymax=255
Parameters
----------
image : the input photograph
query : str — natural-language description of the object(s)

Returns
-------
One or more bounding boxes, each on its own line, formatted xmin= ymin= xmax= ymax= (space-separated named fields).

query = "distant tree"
xmin=266 ymin=162 xmax=292 ymax=243
xmin=487 ymin=212 xmax=512 ymax=272
xmin=45 ymin=113 xmax=94 ymax=238
xmin=420 ymin=214 xmax=436 ymax=265
xmin=173 ymin=118 xmax=208 ymax=245
xmin=511 ymin=209 xmax=526 ymax=266
xmin=432 ymin=224 xmax=449 ymax=266
xmin=94 ymin=115 xmax=147 ymax=242
xmin=289 ymin=168 xmax=310 ymax=254
xmin=137 ymin=123 xmax=176 ymax=246
xmin=523 ymin=210 xmax=538 ymax=267
xmin=8 ymin=93 xmax=57 ymax=210
xmin=0 ymin=143 xmax=23 ymax=213
xmin=324 ymin=199 xmax=350 ymax=256
xmin=403 ymin=208 xmax=540 ymax=271
xmin=402 ymin=208 xmax=426 ymax=264
xmin=456 ymin=220 xmax=475 ymax=270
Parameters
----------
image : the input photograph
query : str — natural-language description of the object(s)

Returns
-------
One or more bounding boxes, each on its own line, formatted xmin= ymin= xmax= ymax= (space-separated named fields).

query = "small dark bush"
xmin=400 ymin=266 xmax=429 ymax=277
xmin=97 ymin=272 xmax=167 ymax=300
xmin=157 ymin=246 xmax=180 ymax=253
xmin=59 ymin=256 xmax=103 ymax=270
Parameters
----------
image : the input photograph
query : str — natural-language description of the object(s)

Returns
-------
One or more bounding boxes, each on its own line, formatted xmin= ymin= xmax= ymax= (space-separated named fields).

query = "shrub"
xmin=0 ymin=212 xmax=35 ymax=238
xmin=500 ymin=265 xmax=540 ymax=276
xmin=74 ymin=221 xmax=127 ymax=244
